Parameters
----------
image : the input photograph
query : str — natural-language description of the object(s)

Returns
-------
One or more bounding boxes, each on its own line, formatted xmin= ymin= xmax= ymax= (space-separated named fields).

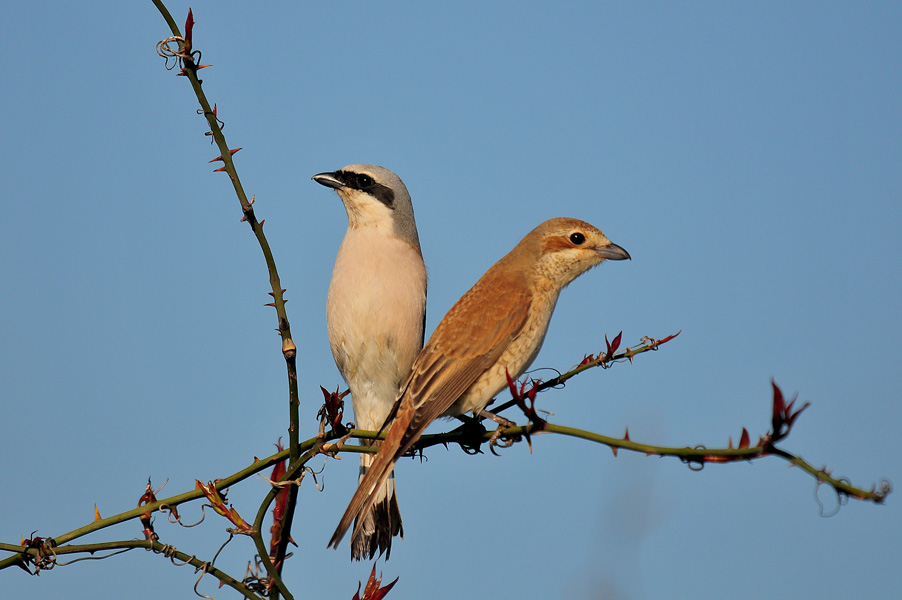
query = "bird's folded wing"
xmin=397 ymin=273 xmax=534 ymax=451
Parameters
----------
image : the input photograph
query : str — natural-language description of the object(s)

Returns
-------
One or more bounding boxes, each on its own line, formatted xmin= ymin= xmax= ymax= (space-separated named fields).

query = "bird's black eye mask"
xmin=337 ymin=170 xmax=395 ymax=209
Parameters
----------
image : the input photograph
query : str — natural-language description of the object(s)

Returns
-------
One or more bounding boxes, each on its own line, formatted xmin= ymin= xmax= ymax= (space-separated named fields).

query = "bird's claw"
xmin=487 ymin=416 xmax=520 ymax=456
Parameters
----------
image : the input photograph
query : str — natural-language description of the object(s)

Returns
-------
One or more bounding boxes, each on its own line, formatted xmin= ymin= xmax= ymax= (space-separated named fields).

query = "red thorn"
xmin=657 ymin=330 xmax=682 ymax=345
xmin=265 ymin=302 xmax=275 ymax=307
xmin=213 ymin=166 xmax=227 ymax=172
xmin=623 ymin=426 xmax=630 ymax=442
xmin=196 ymin=64 xmax=212 ymax=70
xmin=611 ymin=445 xmax=618 ymax=457
xmin=259 ymin=219 xmax=265 ymax=226
xmin=209 ymin=148 xmax=241 ymax=163
xmin=738 ymin=427 xmax=750 ymax=449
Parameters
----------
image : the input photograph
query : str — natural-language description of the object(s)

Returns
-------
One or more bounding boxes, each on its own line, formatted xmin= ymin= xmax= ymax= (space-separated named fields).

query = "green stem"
xmin=0 ymin=437 xmax=327 ymax=572
xmin=150 ymin=2 xmax=301 ymax=594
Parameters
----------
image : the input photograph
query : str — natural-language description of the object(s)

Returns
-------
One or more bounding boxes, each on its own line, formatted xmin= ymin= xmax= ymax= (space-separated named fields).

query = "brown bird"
xmin=328 ymin=217 xmax=630 ymax=551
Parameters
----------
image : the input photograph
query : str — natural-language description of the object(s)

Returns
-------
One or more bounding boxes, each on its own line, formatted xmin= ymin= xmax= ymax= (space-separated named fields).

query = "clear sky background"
xmin=1 ymin=2 xmax=899 ymax=599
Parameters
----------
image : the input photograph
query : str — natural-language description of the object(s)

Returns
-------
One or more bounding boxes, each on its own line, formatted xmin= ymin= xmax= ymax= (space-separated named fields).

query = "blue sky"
xmin=1 ymin=2 xmax=899 ymax=599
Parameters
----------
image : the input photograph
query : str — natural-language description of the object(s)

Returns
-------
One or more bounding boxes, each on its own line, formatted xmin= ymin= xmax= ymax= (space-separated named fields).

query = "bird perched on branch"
xmin=328 ymin=217 xmax=629 ymax=551
xmin=313 ymin=164 xmax=427 ymax=561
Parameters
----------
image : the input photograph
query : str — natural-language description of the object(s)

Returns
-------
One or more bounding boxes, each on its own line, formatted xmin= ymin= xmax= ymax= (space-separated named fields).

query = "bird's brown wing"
xmin=329 ymin=270 xmax=533 ymax=550
xmin=397 ymin=269 xmax=533 ymax=454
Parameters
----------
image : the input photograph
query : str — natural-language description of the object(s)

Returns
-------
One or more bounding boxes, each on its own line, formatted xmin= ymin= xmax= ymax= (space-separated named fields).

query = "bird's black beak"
xmin=598 ymin=242 xmax=631 ymax=261
xmin=312 ymin=171 xmax=347 ymax=190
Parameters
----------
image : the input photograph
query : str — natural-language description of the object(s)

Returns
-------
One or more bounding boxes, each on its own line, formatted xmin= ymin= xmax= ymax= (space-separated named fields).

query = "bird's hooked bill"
xmin=598 ymin=242 xmax=631 ymax=261
xmin=312 ymin=172 xmax=346 ymax=190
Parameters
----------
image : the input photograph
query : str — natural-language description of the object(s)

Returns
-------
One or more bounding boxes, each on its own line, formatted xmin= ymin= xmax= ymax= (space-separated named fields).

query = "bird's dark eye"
xmin=570 ymin=232 xmax=586 ymax=245
xmin=357 ymin=174 xmax=374 ymax=188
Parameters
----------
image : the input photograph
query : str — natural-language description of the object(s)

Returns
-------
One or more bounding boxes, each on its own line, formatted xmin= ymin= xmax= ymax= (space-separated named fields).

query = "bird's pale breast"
xmin=327 ymin=229 xmax=427 ymax=429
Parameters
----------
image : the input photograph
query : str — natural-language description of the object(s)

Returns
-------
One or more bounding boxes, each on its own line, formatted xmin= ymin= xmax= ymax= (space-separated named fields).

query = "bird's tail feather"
xmin=329 ymin=408 xmax=414 ymax=551
xmin=350 ymin=450 xmax=403 ymax=561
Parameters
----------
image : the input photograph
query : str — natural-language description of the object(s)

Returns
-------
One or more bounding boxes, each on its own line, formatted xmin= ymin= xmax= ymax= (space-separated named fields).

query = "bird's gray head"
xmin=312 ymin=164 xmax=420 ymax=247
xmin=516 ymin=217 xmax=630 ymax=289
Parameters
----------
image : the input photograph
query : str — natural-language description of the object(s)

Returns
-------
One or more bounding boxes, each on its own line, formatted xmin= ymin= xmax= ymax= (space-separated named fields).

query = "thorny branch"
xmin=333 ymin=339 xmax=890 ymax=507
xmin=0 ymin=5 xmax=889 ymax=600
xmin=0 ymin=331 xmax=890 ymax=592
xmin=151 ymin=4 xmax=301 ymax=598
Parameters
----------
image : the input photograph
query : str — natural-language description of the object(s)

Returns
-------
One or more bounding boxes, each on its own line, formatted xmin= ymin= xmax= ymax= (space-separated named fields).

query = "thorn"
xmin=611 ymin=445 xmax=618 ymax=457
xmin=240 ymin=216 xmax=247 ymax=222
xmin=739 ymin=427 xmax=750 ymax=449
xmin=265 ymin=302 xmax=275 ymax=307
xmin=259 ymin=219 xmax=265 ymax=226
xmin=213 ymin=166 xmax=227 ymax=172
xmin=208 ymin=149 xmax=239 ymax=163
xmin=94 ymin=504 xmax=101 ymax=521
xmin=249 ymin=195 xmax=255 ymax=205
xmin=623 ymin=426 xmax=630 ymax=441
xmin=196 ymin=64 xmax=212 ymax=70
xmin=728 ymin=436 xmax=733 ymax=449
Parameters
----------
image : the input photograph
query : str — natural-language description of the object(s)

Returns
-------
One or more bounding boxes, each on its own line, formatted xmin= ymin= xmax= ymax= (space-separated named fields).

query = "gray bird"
xmin=313 ymin=164 xmax=427 ymax=561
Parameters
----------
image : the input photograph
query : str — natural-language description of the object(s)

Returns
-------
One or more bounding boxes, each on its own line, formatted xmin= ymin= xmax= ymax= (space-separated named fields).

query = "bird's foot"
xmin=474 ymin=408 xmax=520 ymax=456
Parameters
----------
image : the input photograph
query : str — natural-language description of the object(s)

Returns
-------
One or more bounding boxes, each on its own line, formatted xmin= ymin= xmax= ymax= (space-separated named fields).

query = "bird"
xmin=313 ymin=164 xmax=427 ymax=561
xmin=328 ymin=217 xmax=630 ymax=550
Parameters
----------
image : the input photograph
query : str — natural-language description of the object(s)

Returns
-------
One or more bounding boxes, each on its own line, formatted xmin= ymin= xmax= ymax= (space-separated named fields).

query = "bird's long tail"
xmin=329 ymin=407 xmax=416 ymax=552
xmin=350 ymin=448 xmax=403 ymax=560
